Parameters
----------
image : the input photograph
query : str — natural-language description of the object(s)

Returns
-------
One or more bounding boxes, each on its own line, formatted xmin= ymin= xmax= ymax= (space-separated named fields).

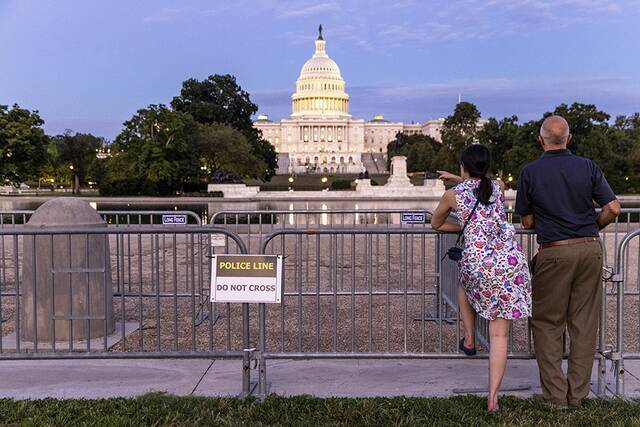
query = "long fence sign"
xmin=211 ymin=255 xmax=283 ymax=303
xmin=162 ymin=214 xmax=188 ymax=225
xmin=401 ymin=212 xmax=426 ymax=224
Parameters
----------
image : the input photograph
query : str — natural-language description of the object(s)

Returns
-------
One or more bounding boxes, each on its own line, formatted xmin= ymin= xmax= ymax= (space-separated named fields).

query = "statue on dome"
xmin=318 ymin=24 xmax=323 ymax=40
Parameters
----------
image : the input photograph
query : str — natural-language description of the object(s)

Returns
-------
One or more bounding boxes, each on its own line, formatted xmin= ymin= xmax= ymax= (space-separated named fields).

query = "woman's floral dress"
xmin=452 ymin=179 xmax=532 ymax=320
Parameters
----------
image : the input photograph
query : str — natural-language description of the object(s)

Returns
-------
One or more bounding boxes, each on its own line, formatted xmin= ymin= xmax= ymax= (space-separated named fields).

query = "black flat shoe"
xmin=459 ymin=338 xmax=477 ymax=356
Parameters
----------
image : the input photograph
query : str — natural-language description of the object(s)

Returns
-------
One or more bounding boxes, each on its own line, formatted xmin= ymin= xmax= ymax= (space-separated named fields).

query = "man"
xmin=515 ymin=115 xmax=621 ymax=408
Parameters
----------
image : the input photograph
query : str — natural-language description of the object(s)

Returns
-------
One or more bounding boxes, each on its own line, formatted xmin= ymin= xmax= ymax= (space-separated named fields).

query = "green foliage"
xmin=197 ymin=123 xmax=265 ymax=178
xmin=387 ymin=133 xmax=442 ymax=174
xmin=171 ymin=74 xmax=277 ymax=180
xmin=53 ymin=131 xmax=105 ymax=193
xmin=438 ymin=102 xmax=482 ymax=172
xmin=0 ymin=394 xmax=638 ymax=426
xmin=330 ymin=178 xmax=353 ymax=190
xmin=0 ymin=104 xmax=49 ymax=184
xmin=390 ymin=101 xmax=640 ymax=194
xmin=100 ymin=105 xmax=200 ymax=196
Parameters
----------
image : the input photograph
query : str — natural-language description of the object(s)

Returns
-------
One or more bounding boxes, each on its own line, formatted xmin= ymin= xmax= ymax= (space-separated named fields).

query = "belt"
xmin=539 ymin=237 xmax=599 ymax=250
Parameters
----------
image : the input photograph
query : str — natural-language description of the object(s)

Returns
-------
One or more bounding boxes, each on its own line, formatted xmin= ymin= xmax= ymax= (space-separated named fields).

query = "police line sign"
xmin=210 ymin=255 xmax=283 ymax=303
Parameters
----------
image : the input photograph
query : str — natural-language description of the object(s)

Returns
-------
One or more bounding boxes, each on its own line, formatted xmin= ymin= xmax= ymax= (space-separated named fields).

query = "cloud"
xmin=143 ymin=8 xmax=188 ymax=23
xmin=251 ymin=78 xmax=640 ymax=123
xmin=142 ymin=6 xmax=229 ymax=23
xmin=280 ymin=2 xmax=341 ymax=18
xmin=278 ymin=0 xmax=633 ymax=50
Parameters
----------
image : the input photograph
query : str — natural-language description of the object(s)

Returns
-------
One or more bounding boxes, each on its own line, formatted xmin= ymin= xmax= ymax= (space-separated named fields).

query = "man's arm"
xmin=597 ymin=199 xmax=621 ymax=230
xmin=590 ymin=161 xmax=620 ymax=230
xmin=521 ymin=214 xmax=535 ymax=229
xmin=514 ymin=168 xmax=535 ymax=229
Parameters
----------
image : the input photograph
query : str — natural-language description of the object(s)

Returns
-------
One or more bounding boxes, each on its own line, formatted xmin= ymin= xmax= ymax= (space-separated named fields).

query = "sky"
xmin=1 ymin=0 xmax=639 ymax=140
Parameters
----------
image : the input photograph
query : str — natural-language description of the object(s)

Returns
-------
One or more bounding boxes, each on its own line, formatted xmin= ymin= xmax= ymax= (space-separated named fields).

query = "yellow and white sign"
xmin=210 ymin=255 xmax=283 ymax=303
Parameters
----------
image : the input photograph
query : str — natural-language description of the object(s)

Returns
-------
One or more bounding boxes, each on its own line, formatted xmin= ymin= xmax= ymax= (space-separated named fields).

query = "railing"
xmin=607 ymin=228 xmax=640 ymax=396
xmin=256 ymin=228 xmax=543 ymax=396
xmin=0 ymin=210 xmax=202 ymax=226
xmin=0 ymin=206 xmax=638 ymax=399
xmin=211 ymin=208 xmax=432 ymax=253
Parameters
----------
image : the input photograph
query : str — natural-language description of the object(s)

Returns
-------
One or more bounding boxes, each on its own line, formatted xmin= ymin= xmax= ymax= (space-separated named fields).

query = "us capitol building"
xmin=254 ymin=26 xmax=447 ymax=175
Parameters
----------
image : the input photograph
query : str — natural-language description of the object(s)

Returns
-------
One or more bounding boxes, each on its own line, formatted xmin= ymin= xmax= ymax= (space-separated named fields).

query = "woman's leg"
xmin=488 ymin=318 xmax=511 ymax=410
xmin=457 ymin=285 xmax=475 ymax=347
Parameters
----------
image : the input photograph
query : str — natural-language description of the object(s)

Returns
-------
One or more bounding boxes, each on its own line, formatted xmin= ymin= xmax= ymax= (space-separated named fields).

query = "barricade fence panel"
xmin=258 ymin=228 xmax=535 ymax=358
xmin=0 ymin=210 xmax=203 ymax=227
xmin=0 ymin=226 xmax=247 ymax=358
xmin=211 ymin=209 xmax=432 ymax=254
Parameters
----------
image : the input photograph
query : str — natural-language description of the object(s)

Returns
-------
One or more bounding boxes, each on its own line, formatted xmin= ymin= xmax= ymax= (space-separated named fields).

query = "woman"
xmin=431 ymin=144 xmax=531 ymax=412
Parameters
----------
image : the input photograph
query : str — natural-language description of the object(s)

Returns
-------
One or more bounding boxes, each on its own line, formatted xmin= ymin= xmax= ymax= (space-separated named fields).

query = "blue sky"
xmin=1 ymin=0 xmax=639 ymax=139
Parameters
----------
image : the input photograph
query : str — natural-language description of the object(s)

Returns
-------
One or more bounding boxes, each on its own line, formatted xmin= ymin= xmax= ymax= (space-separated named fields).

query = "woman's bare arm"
xmin=431 ymin=189 xmax=461 ymax=232
xmin=437 ymin=170 xmax=463 ymax=185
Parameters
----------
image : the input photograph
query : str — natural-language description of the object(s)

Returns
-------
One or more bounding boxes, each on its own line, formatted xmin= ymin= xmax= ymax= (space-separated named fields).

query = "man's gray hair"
xmin=540 ymin=116 xmax=570 ymax=145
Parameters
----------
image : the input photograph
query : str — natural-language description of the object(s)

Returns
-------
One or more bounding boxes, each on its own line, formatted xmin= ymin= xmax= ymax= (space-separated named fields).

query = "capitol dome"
xmin=291 ymin=25 xmax=350 ymax=118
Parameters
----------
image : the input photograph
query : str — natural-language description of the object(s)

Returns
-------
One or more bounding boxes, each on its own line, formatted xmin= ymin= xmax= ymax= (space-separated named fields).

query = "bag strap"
xmin=454 ymin=197 xmax=481 ymax=247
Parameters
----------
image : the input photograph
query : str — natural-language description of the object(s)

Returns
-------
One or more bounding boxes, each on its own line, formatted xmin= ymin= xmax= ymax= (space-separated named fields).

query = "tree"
xmin=477 ymin=115 xmax=520 ymax=179
xmin=0 ymin=104 xmax=49 ymax=185
xmin=102 ymin=105 xmax=200 ymax=196
xmin=171 ymin=74 xmax=258 ymax=135
xmin=438 ymin=102 xmax=482 ymax=172
xmin=54 ymin=131 xmax=104 ymax=194
xmin=387 ymin=132 xmax=441 ymax=173
xmin=171 ymin=74 xmax=277 ymax=179
xmin=197 ymin=123 xmax=265 ymax=179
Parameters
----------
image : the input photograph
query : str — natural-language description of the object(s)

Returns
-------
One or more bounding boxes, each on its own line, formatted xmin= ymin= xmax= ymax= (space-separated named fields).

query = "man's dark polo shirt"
xmin=515 ymin=149 xmax=617 ymax=244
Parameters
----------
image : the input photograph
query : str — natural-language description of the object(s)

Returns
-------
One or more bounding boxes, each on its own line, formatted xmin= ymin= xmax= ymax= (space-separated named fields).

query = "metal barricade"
xmin=0 ymin=210 xmax=203 ymax=226
xmin=604 ymin=228 xmax=640 ymax=397
xmin=0 ymin=211 xmax=33 ymax=227
xmin=255 ymin=228 xmax=544 ymax=396
xmin=211 ymin=209 xmax=431 ymax=253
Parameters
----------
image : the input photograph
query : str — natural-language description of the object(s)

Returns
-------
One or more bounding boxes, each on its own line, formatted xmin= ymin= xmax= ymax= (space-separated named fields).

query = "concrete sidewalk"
xmin=0 ymin=358 xmax=638 ymax=400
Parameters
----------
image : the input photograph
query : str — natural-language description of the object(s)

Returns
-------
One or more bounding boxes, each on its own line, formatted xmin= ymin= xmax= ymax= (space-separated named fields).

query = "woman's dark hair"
xmin=460 ymin=144 xmax=493 ymax=204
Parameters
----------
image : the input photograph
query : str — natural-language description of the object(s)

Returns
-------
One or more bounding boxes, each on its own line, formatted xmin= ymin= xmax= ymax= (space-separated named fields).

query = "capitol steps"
xmin=361 ymin=153 xmax=388 ymax=174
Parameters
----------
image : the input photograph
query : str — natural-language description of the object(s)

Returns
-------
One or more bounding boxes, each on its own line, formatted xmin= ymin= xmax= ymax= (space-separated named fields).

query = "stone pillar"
xmin=422 ymin=179 xmax=446 ymax=197
xmin=21 ymin=198 xmax=114 ymax=342
xmin=385 ymin=156 xmax=412 ymax=187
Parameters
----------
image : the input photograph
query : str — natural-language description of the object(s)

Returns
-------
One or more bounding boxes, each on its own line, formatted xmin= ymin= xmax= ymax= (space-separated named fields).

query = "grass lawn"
xmin=0 ymin=394 xmax=638 ymax=426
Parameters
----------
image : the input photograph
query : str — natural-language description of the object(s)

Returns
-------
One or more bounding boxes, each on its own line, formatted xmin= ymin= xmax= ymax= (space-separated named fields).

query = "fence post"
xmin=615 ymin=272 xmax=625 ymax=397
xmin=241 ymin=302 xmax=253 ymax=397
xmin=258 ymin=303 xmax=267 ymax=396
xmin=597 ymin=276 xmax=607 ymax=397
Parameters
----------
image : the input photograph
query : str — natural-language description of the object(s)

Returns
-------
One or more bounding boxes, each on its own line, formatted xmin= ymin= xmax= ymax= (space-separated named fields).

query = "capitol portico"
xmin=254 ymin=26 xmax=447 ymax=175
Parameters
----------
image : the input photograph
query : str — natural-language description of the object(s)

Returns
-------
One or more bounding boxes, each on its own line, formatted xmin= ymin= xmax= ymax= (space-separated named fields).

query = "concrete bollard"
xmin=21 ymin=198 xmax=115 ymax=343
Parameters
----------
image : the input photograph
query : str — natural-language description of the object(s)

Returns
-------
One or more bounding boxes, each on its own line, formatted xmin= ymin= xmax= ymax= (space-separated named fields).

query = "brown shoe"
xmin=532 ymin=394 xmax=569 ymax=410
xmin=568 ymin=399 xmax=583 ymax=409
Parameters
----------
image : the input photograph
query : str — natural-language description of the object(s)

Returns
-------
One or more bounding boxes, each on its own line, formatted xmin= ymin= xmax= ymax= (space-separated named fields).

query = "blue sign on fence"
xmin=401 ymin=212 xmax=426 ymax=224
xmin=162 ymin=214 xmax=187 ymax=225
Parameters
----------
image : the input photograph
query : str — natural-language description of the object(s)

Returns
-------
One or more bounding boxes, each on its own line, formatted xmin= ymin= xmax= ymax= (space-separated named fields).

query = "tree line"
xmin=388 ymin=102 xmax=640 ymax=193
xmin=1 ymin=74 xmax=277 ymax=195
xmin=2 ymin=76 xmax=639 ymax=195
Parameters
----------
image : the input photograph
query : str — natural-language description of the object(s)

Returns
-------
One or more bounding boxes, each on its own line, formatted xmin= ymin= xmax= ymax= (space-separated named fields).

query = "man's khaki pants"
xmin=531 ymin=240 xmax=603 ymax=406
